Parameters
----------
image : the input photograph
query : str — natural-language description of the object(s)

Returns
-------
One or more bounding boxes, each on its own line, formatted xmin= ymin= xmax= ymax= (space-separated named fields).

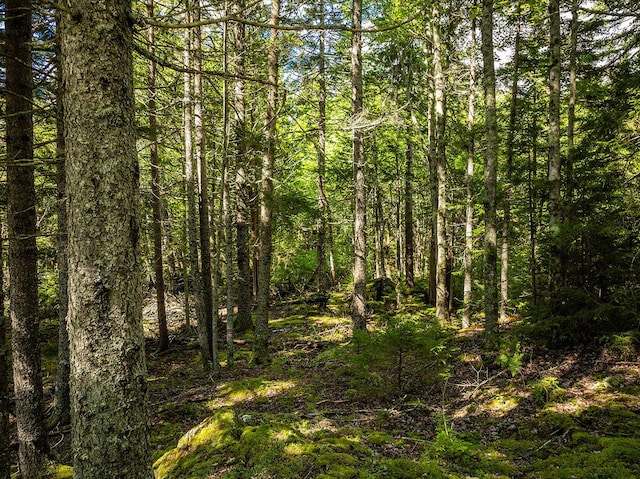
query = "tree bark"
xmin=432 ymin=5 xmax=449 ymax=323
xmin=317 ymin=0 xmax=329 ymax=298
xmin=404 ymin=138 xmax=415 ymax=289
xmin=463 ymin=16 xmax=476 ymax=329
xmin=501 ymin=7 xmax=522 ymax=323
xmin=60 ymin=0 xmax=152 ymax=475
xmin=53 ymin=40 xmax=71 ymax=426
xmin=548 ymin=0 xmax=563 ymax=292
xmin=351 ymin=0 xmax=367 ymax=332
xmin=481 ymin=0 xmax=499 ymax=340
xmin=566 ymin=0 xmax=577 ymax=219
xmin=193 ymin=0 xmax=215 ymax=367
xmin=0 ymin=226 xmax=9 ymax=479
xmin=6 ymin=1 xmax=48 ymax=476
xmin=255 ymin=0 xmax=280 ymax=364
xmin=148 ymin=0 xmax=170 ymax=353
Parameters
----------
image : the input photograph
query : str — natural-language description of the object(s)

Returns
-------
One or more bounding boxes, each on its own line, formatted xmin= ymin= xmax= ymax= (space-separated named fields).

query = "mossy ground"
xmin=30 ymin=291 xmax=640 ymax=478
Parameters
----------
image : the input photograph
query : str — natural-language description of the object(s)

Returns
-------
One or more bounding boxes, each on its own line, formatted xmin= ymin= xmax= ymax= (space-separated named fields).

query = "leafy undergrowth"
xmin=40 ymin=291 xmax=640 ymax=478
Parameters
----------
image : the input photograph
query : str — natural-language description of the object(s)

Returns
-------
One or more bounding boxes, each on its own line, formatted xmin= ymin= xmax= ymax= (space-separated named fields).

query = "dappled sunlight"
xmin=207 ymin=378 xmax=296 ymax=408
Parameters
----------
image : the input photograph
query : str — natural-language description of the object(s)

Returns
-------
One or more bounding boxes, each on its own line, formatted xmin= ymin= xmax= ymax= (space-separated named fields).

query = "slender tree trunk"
xmin=566 ymin=0 xmax=577 ymax=219
xmin=222 ymin=12 xmax=236 ymax=365
xmin=432 ymin=5 xmax=449 ymax=322
xmin=193 ymin=0 xmax=215 ymax=367
xmin=0 ymin=226 xmax=8 ymax=479
xmin=373 ymin=159 xmax=386 ymax=281
xmin=481 ymin=0 xmax=499 ymax=340
xmin=529 ymin=93 xmax=540 ymax=305
xmin=53 ymin=43 xmax=71 ymax=426
xmin=148 ymin=0 xmax=170 ymax=352
xmin=428 ymin=86 xmax=437 ymax=305
xmin=548 ymin=0 xmax=563 ymax=292
xmin=231 ymin=0 xmax=253 ymax=334
xmin=317 ymin=0 xmax=329 ymax=298
xmin=404 ymin=138 xmax=415 ymax=289
xmin=351 ymin=0 xmax=367 ymax=331
xmin=500 ymin=8 xmax=521 ymax=323
xmin=254 ymin=0 xmax=280 ymax=364
xmin=60 ymin=0 xmax=152 ymax=475
xmin=7 ymin=1 xmax=48 ymax=475
xmin=463 ymin=17 xmax=476 ymax=329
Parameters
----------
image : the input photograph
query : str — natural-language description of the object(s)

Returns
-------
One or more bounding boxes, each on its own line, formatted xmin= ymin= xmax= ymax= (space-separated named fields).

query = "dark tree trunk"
xmin=0 ymin=226 xmax=9 ymax=479
xmin=147 ymin=0 xmax=170 ymax=353
xmin=6 ymin=1 xmax=48 ymax=476
xmin=60 ymin=0 xmax=152 ymax=475
xmin=404 ymin=139 xmax=415 ymax=289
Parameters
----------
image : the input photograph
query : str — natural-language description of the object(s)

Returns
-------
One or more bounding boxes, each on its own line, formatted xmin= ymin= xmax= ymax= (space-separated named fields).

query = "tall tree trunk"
xmin=428 ymin=84 xmax=437 ymax=305
xmin=148 ymin=0 xmax=170 ymax=352
xmin=404 ymin=138 xmax=415 ymax=289
xmin=60 ymin=0 xmax=152 ymax=475
xmin=351 ymin=0 xmax=367 ymax=332
xmin=500 ymin=7 xmax=522 ymax=323
xmin=481 ymin=0 xmax=499 ymax=340
xmin=53 ymin=42 xmax=71 ymax=426
xmin=0 ymin=226 xmax=8 ymax=479
xmin=6 ymin=1 xmax=48 ymax=476
xmin=231 ymin=0 xmax=253 ymax=334
xmin=548 ymin=0 xmax=563 ymax=292
xmin=254 ymin=0 xmax=280 ymax=364
xmin=193 ymin=0 xmax=215 ymax=367
xmin=432 ymin=5 xmax=449 ymax=322
xmin=222 ymin=13 xmax=236 ymax=365
xmin=463 ymin=16 xmax=476 ymax=329
xmin=317 ymin=0 xmax=329 ymax=298
xmin=373 ymin=157 xmax=386 ymax=281
xmin=566 ymin=0 xmax=577 ymax=220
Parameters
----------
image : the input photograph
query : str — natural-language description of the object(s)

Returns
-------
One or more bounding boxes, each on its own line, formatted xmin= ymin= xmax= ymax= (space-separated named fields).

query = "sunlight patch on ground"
xmin=207 ymin=378 xmax=296 ymax=408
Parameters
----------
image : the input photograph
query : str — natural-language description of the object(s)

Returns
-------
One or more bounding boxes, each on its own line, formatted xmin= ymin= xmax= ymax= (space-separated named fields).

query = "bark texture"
xmin=351 ymin=0 xmax=367 ymax=332
xmin=6 ymin=1 xmax=48 ymax=476
xmin=255 ymin=0 xmax=280 ymax=364
xmin=481 ymin=0 xmax=499 ymax=339
xmin=0 ymin=229 xmax=9 ymax=479
xmin=60 ymin=0 xmax=152 ymax=476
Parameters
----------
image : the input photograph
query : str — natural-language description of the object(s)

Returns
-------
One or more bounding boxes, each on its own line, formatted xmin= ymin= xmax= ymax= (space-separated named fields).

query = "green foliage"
xmin=495 ymin=339 xmax=524 ymax=376
xmin=531 ymin=377 xmax=566 ymax=404
xmin=348 ymin=316 xmax=449 ymax=397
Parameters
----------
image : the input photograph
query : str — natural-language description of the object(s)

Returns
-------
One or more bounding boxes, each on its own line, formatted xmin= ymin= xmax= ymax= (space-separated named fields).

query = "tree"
xmin=6 ymin=0 xmax=48 ymax=475
xmin=351 ymin=0 xmax=367 ymax=332
xmin=60 ymin=0 xmax=152 ymax=475
xmin=481 ymin=0 xmax=499 ymax=339
xmin=147 ymin=0 xmax=170 ymax=353
xmin=548 ymin=0 xmax=562 ymax=291
xmin=255 ymin=0 xmax=281 ymax=364
xmin=0 ymin=227 xmax=9 ymax=479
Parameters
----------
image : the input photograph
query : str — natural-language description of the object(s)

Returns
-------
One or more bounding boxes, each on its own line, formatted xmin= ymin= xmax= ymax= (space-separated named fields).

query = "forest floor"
xmin=40 ymin=290 xmax=640 ymax=478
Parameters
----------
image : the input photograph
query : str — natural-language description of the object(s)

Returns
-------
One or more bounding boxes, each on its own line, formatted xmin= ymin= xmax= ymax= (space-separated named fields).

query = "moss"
xmin=45 ymin=464 xmax=73 ymax=479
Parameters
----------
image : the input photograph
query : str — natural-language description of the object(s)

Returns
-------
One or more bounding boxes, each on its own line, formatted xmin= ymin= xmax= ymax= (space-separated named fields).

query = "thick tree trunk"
xmin=6 ymin=1 xmax=48 ymax=476
xmin=481 ymin=0 xmax=500 ymax=340
xmin=351 ymin=0 xmax=367 ymax=332
xmin=548 ymin=0 xmax=563 ymax=292
xmin=501 ymin=9 xmax=521 ymax=323
xmin=0 ymin=228 xmax=8 ymax=479
xmin=463 ymin=17 xmax=476 ymax=329
xmin=255 ymin=0 xmax=280 ymax=364
xmin=60 ymin=0 xmax=152 ymax=476
xmin=432 ymin=6 xmax=449 ymax=322
xmin=148 ymin=0 xmax=170 ymax=353
xmin=53 ymin=43 xmax=71 ymax=425
xmin=193 ymin=0 xmax=215 ymax=367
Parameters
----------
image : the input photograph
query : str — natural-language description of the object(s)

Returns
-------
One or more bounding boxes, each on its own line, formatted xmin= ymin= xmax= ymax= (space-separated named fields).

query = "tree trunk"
xmin=317 ymin=0 xmax=329 ymax=298
xmin=147 ymin=0 xmax=170 ymax=353
xmin=428 ymin=85 xmax=437 ymax=306
xmin=351 ymin=0 xmax=367 ymax=332
xmin=6 ymin=1 xmax=48 ymax=476
xmin=0 ymin=226 xmax=9 ymax=479
xmin=566 ymin=0 xmax=577 ymax=221
xmin=254 ymin=0 xmax=280 ymax=364
xmin=501 ymin=8 xmax=522 ymax=323
xmin=432 ymin=5 xmax=449 ymax=323
xmin=529 ymin=92 xmax=540 ymax=305
xmin=404 ymin=138 xmax=415 ymax=289
xmin=481 ymin=0 xmax=499 ymax=340
xmin=193 ymin=0 xmax=215 ymax=367
xmin=60 ymin=0 xmax=152 ymax=475
xmin=231 ymin=0 xmax=253 ymax=334
xmin=548 ymin=0 xmax=563 ymax=292
xmin=463 ymin=16 xmax=476 ymax=329
xmin=53 ymin=40 xmax=71 ymax=426
xmin=373 ymin=157 xmax=386 ymax=281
